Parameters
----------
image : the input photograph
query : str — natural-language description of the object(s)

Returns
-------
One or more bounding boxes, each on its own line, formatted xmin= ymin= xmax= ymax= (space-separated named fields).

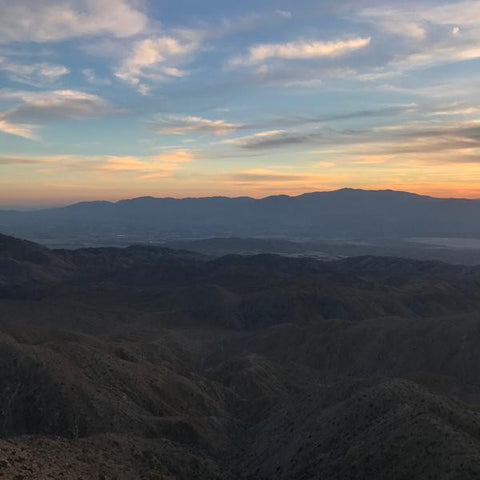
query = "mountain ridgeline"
xmin=2 ymin=232 xmax=480 ymax=479
xmin=3 ymin=189 xmax=480 ymax=240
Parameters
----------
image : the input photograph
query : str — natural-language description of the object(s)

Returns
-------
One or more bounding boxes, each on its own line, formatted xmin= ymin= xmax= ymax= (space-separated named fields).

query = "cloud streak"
xmin=223 ymin=130 xmax=313 ymax=149
xmin=0 ymin=58 xmax=69 ymax=86
xmin=0 ymin=89 xmax=122 ymax=139
xmin=151 ymin=115 xmax=241 ymax=136
xmin=229 ymin=37 xmax=371 ymax=67
xmin=0 ymin=118 xmax=37 ymax=140
xmin=91 ymin=151 xmax=195 ymax=179
xmin=0 ymin=151 xmax=196 ymax=179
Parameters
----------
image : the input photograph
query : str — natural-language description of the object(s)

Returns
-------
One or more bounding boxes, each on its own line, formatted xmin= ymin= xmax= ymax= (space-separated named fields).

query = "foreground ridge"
xmin=1 ymin=234 xmax=480 ymax=479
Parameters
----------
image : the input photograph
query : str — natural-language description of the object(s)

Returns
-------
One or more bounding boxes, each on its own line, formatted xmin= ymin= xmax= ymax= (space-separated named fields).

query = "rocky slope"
xmin=1 ymin=233 xmax=480 ymax=479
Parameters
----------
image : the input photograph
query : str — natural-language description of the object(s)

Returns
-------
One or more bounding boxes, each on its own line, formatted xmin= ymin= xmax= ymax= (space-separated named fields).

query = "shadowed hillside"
xmin=1 ymin=233 xmax=480 ymax=479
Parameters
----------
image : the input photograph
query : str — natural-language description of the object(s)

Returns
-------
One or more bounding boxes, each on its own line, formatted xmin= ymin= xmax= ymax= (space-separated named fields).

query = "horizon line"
xmin=2 ymin=187 xmax=480 ymax=212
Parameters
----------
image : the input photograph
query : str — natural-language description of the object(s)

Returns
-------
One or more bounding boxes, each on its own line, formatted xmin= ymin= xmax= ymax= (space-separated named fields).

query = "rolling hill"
xmin=1 ymin=233 xmax=480 ymax=478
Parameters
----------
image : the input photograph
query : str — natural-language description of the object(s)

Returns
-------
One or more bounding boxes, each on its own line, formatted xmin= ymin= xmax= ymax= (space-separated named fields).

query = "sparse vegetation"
xmin=1 ymin=233 xmax=480 ymax=479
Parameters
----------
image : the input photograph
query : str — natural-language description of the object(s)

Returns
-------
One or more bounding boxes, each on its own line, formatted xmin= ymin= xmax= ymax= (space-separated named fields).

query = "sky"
xmin=2 ymin=0 xmax=480 ymax=207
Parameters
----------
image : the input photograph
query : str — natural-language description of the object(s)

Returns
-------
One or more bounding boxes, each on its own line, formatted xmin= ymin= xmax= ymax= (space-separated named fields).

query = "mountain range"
xmin=3 ymin=189 xmax=480 ymax=242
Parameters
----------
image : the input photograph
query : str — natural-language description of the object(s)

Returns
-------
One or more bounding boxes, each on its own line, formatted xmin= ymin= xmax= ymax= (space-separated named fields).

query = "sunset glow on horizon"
xmin=2 ymin=0 xmax=480 ymax=207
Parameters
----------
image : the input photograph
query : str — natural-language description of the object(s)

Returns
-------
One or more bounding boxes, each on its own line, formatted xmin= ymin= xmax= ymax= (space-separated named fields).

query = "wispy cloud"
xmin=274 ymin=102 xmax=479 ymax=127
xmin=150 ymin=115 xmax=241 ymax=136
xmin=221 ymin=168 xmax=341 ymax=196
xmin=275 ymin=10 xmax=292 ymax=19
xmin=229 ymin=37 xmax=371 ymax=67
xmin=223 ymin=102 xmax=480 ymax=153
xmin=359 ymin=1 xmax=480 ymax=38
xmin=223 ymin=130 xmax=311 ymax=149
xmin=0 ymin=118 xmax=37 ymax=140
xmin=2 ymin=89 xmax=122 ymax=122
xmin=115 ymin=32 xmax=202 ymax=93
xmin=358 ymin=6 xmax=427 ymax=39
xmin=249 ymin=64 xmax=357 ymax=88
xmin=0 ymin=57 xmax=69 ymax=86
xmin=229 ymin=170 xmax=312 ymax=183
xmin=309 ymin=119 xmax=480 ymax=167
xmin=0 ymin=0 xmax=148 ymax=43
xmin=0 ymin=151 xmax=196 ymax=180
xmin=357 ymin=1 xmax=480 ymax=76
xmin=0 ymin=154 xmax=78 ymax=165
xmin=91 ymin=151 xmax=195 ymax=179
xmin=82 ymin=68 xmax=111 ymax=86
xmin=0 ymin=89 xmax=122 ymax=139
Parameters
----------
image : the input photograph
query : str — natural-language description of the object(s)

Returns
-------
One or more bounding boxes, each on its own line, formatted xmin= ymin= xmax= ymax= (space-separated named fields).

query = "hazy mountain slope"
xmin=3 ymin=189 xmax=480 ymax=241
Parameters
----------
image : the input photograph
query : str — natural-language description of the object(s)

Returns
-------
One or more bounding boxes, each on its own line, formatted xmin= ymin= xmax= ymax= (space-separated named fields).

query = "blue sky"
xmin=2 ymin=0 xmax=480 ymax=206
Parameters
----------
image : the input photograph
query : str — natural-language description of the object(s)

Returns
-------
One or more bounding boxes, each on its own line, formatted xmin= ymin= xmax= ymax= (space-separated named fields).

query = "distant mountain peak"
xmin=1 ymin=188 xmax=479 ymax=242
